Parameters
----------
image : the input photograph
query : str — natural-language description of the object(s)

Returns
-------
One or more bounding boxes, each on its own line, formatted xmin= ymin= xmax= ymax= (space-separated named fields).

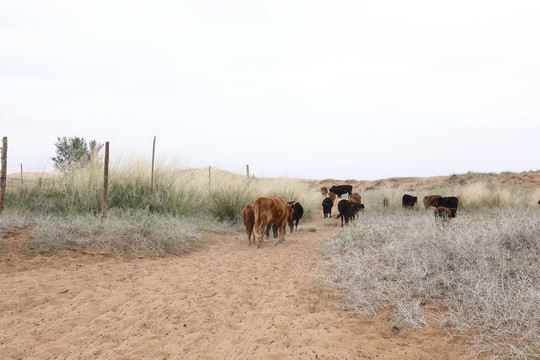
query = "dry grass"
xmin=25 ymin=209 xmax=233 ymax=257
xmin=2 ymin=160 xmax=321 ymax=256
xmin=319 ymin=207 xmax=540 ymax=359
xmin=0 ymin=210 xmax=34 ymax=245
xmin=357 ymin=182 xmax=540 ymax=210
xmin=3 ymin=165 xmax=539 ymax=357
xmin=5 ymin=159 xmax=321 ymax=223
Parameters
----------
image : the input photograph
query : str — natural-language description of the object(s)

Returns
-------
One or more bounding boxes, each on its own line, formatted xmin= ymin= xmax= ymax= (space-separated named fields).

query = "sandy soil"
xmin=1 ymin=212 xmax=475 ymax=360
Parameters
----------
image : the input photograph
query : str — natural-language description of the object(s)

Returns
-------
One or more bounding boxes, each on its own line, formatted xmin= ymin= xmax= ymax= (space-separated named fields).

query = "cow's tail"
xmin=253 ymin=201 xmax=261 ymax=236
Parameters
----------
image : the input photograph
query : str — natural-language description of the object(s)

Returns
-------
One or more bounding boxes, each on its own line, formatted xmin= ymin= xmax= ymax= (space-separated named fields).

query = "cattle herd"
xmin=321 ymin=185 xmax=460 ymax=223
xmin=242 ymin=185 xmax=462 ymax=248
xmin=320 ymin=185 xmax=365 ymax=226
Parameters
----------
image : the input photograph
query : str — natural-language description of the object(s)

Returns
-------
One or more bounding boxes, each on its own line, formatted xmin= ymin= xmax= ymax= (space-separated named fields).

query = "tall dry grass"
xmin=320 ymin=207 xmax=540 ymax=359
xmin=4 ymin=159 xmax=321 ymax=224
xmin=358 ymin=182 xmax=540 ymax=210
xmin=2 ymin=161 xmax=321 ymax=256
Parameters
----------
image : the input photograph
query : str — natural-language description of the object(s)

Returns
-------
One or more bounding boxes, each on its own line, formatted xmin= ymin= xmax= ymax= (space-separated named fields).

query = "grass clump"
xmin=208 ymin=184 xmax=256 ymax=221
xmin=320 ymin=207 xmax=540 ymax=358
xmin=26 ymin=209 xmax=225 ymax=257
xmin=0 ymin=210 xmax=35 ymax=245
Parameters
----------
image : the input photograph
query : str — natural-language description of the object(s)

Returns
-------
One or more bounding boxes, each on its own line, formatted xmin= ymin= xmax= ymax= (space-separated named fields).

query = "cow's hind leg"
xmin=265 ymin=224 xmax=271 ymax=239
xmin=272 ymin=224 xmax=279 ymax=238
xmin=276 ymin=220 xmax=286 ymax=245
xmin=255 ymin=223 xmax=266 ymax=247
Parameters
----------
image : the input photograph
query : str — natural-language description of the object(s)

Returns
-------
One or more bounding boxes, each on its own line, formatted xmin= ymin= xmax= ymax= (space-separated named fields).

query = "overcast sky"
xmin=1 ymin=0 xmax=539 ymax=180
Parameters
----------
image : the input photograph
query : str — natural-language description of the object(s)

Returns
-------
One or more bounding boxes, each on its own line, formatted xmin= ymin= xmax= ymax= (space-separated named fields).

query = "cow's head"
xmin=286 ymin=203 xmax=295 ymax=222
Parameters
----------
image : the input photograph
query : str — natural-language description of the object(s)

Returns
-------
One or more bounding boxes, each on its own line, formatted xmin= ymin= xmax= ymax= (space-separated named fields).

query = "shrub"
xmin=26 ymin=210 xmax=215 ymax=257
xmin=320 ymin=207 xmax=540 ymax=358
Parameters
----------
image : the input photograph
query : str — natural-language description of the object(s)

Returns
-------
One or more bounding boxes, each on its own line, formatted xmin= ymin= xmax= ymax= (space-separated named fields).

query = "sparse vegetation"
xmin=0 ymin=210 xmax=34 ymax=243
xmin=2 ymin=160 xmax=320 ymax=256
xmin=2 ymin=163 xmax=539 ymax=357
xmin=26 ymin=209 xmax=232 ymax=257
xmin=320 ymin=207 xmax=540 ymax=358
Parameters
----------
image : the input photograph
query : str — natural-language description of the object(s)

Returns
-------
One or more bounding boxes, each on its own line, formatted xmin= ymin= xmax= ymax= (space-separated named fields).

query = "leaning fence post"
xmin=101 ymin=142 xmax=109 ymax=219
xmin=0 ymin=137 xmax=7 ymax=214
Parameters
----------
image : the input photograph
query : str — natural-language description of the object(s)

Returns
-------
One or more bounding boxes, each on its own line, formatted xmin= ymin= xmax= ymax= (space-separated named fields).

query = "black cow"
xmin=402 ymin=194 xmax=418 ymax=209
xmin=265 ymin=223 xmax=285 ymax=239
xmin=437 ymin=196 xmax=459 ymax=210
xmin=350 ymin=202 xmax=365 ymax=219
xmin=287 ymin=201 xmax=304 ymax=232
xmin=329 ymin=185 xmax=353 ymax=198
xmin=336 ymin=199 xmax=356 ymax=226
xmin=322 ymin=197 xmax=333 ymax=218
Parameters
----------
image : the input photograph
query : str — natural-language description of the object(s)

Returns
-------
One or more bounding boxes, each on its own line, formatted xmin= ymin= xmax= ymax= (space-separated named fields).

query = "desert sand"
xmin=0 ymin=208 xmax=477 ymax=360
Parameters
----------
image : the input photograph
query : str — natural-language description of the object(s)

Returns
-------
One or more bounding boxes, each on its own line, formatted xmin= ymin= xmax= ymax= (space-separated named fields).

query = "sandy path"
xmin=0 ymin=212 xmax=471 ymax=359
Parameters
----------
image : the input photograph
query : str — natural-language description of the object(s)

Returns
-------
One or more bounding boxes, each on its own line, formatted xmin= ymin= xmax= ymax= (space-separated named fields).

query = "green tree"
xmin=52 ymin=136 xmax=103 ymax=172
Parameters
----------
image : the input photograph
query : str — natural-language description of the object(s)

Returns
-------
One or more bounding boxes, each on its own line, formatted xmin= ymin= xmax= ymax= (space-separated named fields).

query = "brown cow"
xmin=423 ymin=195 xmax=442 ymax=209
xmin=434 ymin=206 xmax=456 ymax=219
xmin=253 ymin=196 xmax=294 ymax=247
xmin=320 ymin=186 xmax=328 ymax=196
xmin=328 ymin=192 xmax=337 ymax=202
xmin=349 ymin=192 xmax=362 ymax=204
xmin=242 ymin=204 xmax=255 ymax=245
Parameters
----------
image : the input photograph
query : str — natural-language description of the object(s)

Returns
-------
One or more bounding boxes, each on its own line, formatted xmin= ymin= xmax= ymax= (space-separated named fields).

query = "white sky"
xmin=1 ymin=0 xmax=539 ymax=180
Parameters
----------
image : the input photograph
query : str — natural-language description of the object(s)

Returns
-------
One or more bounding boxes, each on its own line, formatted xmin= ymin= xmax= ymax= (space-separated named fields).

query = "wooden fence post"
xmin=150 ymin=136 xmax=156 ymax=195
xmin=246 ymin=164 xmax=249 ymax=178
xmin=101 ymin=142 xmax=109 ymax=219
xmin=0 ymin=137 xmax=6 ymax=214
xmin=20 ymin=163 xmax=23 ymax=185
xmin=208 ymin=166 xmax=212 ymax=189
